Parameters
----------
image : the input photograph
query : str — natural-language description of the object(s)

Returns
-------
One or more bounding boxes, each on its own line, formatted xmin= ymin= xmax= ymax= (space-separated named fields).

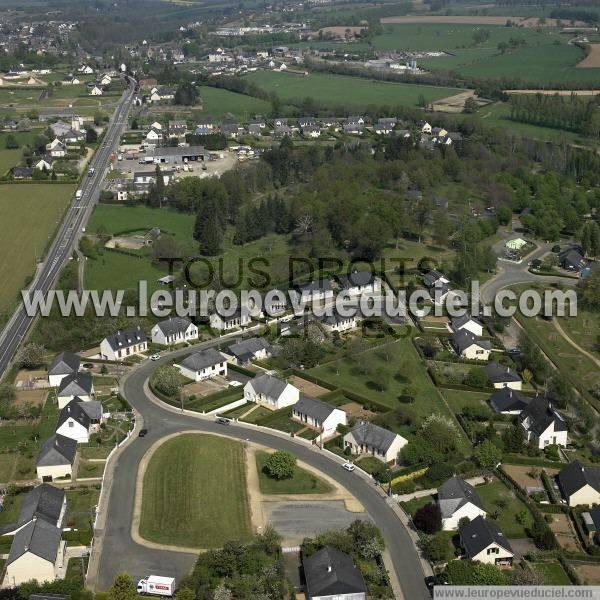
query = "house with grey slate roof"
xmin=175 ymin=348 xmax=226 ymax=381
xmin=450 ymin=329 xmax=492 ymax=361
xmin=343 ymin=421 xmax=407 ymax=464
xmin=151 ymin=317 xmax=198 ymax=346
xmin=451 ymin=314 xmax=484 ymax=337
xmin=459 ymin=516 xmax=513 ymax=566
xmin=47 ymin=351 xmax=80 ymax=387
xmin=55 ymin=399 xmax=103 ymax=443
xmin=36 ymin=434 xmax=77 ymax=482
xmin=56 ymin=372 xmax=94 ymax=409
xmin=437 ymin=476 xmax=487 ymax=530
xmin=319 ymin=310 xmax=360 ymax=334
xmin=244 ymin=374 xmax=299 ymax=410
xmin=338 ymin=269 xmax=379 ymax=296
xmin=557 ymin=461 xmax=600 ymax=506
xmin=100 ymin=326 xmax=147 ymax=361
xmin=303 ymin=547 xmax=367 ymax=600
xmin=489 ymin=387 xmax=530 ymax=415
xmin=292 ymin=396 xmax=346 ymax=441
xmin=519 ymin=396 xmax=567 ymax=449
xmin=484 ymin=361 xmax=522 ymax=390
xmin=223 ymin=337 xmax=272 ymax=365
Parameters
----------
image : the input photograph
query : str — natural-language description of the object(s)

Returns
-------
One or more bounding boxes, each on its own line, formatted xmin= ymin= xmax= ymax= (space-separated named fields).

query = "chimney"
xmin=327 ymin=565 xmax=332 ymax=573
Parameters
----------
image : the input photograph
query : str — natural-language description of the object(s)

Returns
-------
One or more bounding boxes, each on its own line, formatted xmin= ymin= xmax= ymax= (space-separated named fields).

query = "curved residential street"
xmin=90 ymin=341 xmax=431 ymax=600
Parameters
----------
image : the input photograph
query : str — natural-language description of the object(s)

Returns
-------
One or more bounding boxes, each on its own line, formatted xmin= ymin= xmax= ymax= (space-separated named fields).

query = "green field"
xmin=199 ymin=86 xmax=270 ymax=119
xmin=0 ymin=130 xmax=41 ymax=176
xmin=255 ymin=450 xmax=332 ymax=494
xmin=139 ymin=434 xmax=252 ymax=547
xmin=244 ymin=70 xmax=461 ymax=108
xmin=0 ymin=184 xmax=74 ymax=316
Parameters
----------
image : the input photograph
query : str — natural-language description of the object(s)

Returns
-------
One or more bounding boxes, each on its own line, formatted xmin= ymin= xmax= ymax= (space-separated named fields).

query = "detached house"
xmin=296 ymin=279 xmax=333 ymax=304
xmin=451 ymin=330 xmax=492 ymax=361
xmin=223 ymin=337 xmax=272 ymax=365
xmin=343 ymin=421 xmax=407 ymax=464
xmin=244 ymin=374 xmax=299 ymax=410
xmin=484 ymin=361 xmax=522 ymax=390
xmin=36 ymin=434 xmax=77 ymax=482
xmin=438 ymin=476 xmax=487 ymax=531
xmin=175 ymin=349 xmax=226 ymax=381
xmin=100 ymin=326 xmax=148 ymax=361
xmin=151 ymin=317 xmax=198 ymax=346
xmin=558 ymin=461 xmax=600 ymax=506
xmin=519 ymin=396 xmax=567 ymax=449
xmin=459 ymin=516 xmax=513 ymax=566
xmin=489 ymin=387 xmax=530 ymax=415
xmin=451 ymin=314 xmax=484 ymax=337
xmin=338 ymin=270 xmax=379 ymax=296
xmin=320 ymin=310 xmax=359 ymax=334
xmin=209 ymin=307 xmax=251 ymax=331
xmin=292 ymin=396 xmax=346 ymax=440
xmin=48 ymin=351 xmax=80 ymax=387
xmin=55 ymin=399 xmax=103 ymax=444
xmin=56 ymin=373 xmax=94 ymax=409
xmin=89 ymin=85 xmax=103 ymax=96
xmin=560 ymin=248 xmax=586 ymax=272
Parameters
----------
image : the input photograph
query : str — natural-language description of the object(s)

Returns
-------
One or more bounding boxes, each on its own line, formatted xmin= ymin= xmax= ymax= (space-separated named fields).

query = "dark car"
xmin=138 ymin=428 xmax=148 ymax=437
xmin=215 ymin=417 xmax=230 ymax=425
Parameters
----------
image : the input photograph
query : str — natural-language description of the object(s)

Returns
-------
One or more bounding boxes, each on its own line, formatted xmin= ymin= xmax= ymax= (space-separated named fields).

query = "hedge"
xmin=390 ymin=467 xmax=427 ymax=486
xmin=503 ymin=454 xmax=564 ymax=469
xmin=535 ymin=503 xmax=569 ymax=514
xmin=228 ymin=362 xmax=257 ymax=378
xmin=558 ymin=555 xmax=583 ymax=585
xmin=541 ymin=470 xmax=559 ymax=504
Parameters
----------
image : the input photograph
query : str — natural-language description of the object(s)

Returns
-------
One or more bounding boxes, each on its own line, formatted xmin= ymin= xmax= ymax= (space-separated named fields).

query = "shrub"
xmin=263 ymin=451 xmax=296 ymax=480
xmin=414 ymin=502 xmax=442 ymax=534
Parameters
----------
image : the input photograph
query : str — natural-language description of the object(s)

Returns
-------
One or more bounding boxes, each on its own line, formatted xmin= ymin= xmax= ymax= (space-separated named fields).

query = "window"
xmin=68 ymin=421 xmax=74 ymax=428
xmin=487 ymin=547 xmax=499 ymax=555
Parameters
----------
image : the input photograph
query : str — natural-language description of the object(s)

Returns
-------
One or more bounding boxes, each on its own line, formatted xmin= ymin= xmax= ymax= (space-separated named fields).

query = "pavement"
xmin=0 ymin=78 xmax=136 ymax=379
xmin=89 ymin=339 xmax=431 ymax=599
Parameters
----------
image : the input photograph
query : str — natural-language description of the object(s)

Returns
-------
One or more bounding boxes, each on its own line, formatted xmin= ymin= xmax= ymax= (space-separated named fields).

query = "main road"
xmin=92 ymin=341 xmax=431 ymax=600
xmin=0 ymin=79 xmax=136 ymax=378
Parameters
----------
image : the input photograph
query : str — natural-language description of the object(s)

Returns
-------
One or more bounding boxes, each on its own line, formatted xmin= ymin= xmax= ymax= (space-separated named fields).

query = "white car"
xmin=228 ymin=380 xmax=242 ymax=387
xmin=150 ymin=354 xmax=160 ymax=361
xmin=342 ymin=462 xmax=355 ymax=472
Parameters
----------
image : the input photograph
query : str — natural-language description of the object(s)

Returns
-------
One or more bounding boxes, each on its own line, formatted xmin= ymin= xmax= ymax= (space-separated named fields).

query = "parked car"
xmin=215 ymin=417 xmax=230 ymax=425
xmin=139 ymin=428 xmax=148 ymax=437
xmin=150 ymin=354 xmax=160 ymax=361
xmin=228 ymin=380 xmax=242 ymax=387
xmin=342 ymin=462 xmax=355 ymax=472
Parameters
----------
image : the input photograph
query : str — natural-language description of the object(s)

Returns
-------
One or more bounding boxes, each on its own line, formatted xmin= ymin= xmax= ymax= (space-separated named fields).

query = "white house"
xmin=56 ymin=373 xmax=94 ymax=409
xmin=484 ymin=361 xmax=522 ymax=390
xmin=343 ymin=421 xmax=407 ymax=464
xmin=421 ymin=122 xmax=432 ymax=134
xmin=320 ymin=311 xmax=360 ymax=333
xmin=451 ymin=330 xmax=492 ymax=361
xmin=459 ymin=516 xmax=513 ymax=566
xmin=36 ymin=434 xmax=77 ymax=482
xmin=451 ymin=314 xmax=484 ymax=337
xmin=243 ymin=374 xmax=299 ymax=410
xmin=146 ymin=127 xmax=163 ymax=143
xmin=437 ymin=476 xmax=487 ymax=531
xmin=338 ymin=270 xmax=380 ymax=296
xmin=47 ymin=351 xmax=80 ymax=387
xmin=89 ymin=85 xmax=103 ymax=96
xmin=209 ymin=307 xmax=251 ymax=331
xmin=55 ymin=399 xmax=103 ymax=444
xmin=99 ymin=73 xmax=112 ymax=86
xmin=151 ymin=317 xmax=198 ymax=346
xmin=558 ymin=461 xmax=600 ymax=507
xmin=519 ymin=396 xmax=568 ymax=449
xmin=223 ymin=337 xmax=272 ymax=364
xmin=175 ymin=348 xmax=227 ymax=381
xmin=292 ymin=396 xmax=346 ymax=441
xmin=100 ymin=326 xmax=148 ymax=361
xmin=35 ymin=157 xmax=54 ymax=171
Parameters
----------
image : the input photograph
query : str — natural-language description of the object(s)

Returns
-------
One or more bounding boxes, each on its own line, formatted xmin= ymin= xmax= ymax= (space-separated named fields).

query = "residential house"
xmin=296 ymin=279 xmax=333 ymax=304
xmin=175 ymin=348 xmax=227 ymax=381
xmin=320 ymin=310 xmax=359 ymax=333
xmin=438 ymin=476 xmax=487 ymax=531
xmin=489 ymin=387 xmax=530 ymax=415
xmin=36 ymin=434 xmax=77 ymax=482
xmin=519 ymin=396 xmax=567 ymax=449
xmin=209 ymin=307 xmax=252 ymax=331
xmin=459 ymin=516 xmax=513 ymax=566
xmin=100 ymin=326 xmax=148 ymax=361
xmin=558 ymin=461 xmax=600 ymax=507
xmin=302 ymin=125 xmax=320 ymax=138
xmin=150 ymin=87 xmax=175 ymax=102
xmin=450 ymin=330 xmax=492 ymax=361
xmin=243 ymin=374 xmax=299 ymax=410
xmin=35 ymin=156 xmax=54 ymax=171
xmin=274 ymin=124 xmax=293 ymax=138
xmin=422 ymin=270 xmax=449 ymax=288
xmin=292 ymin=396 xmax=346 ymax=440
xmin=303 ymin=547 xmax=367 ymax=600
xmin=343 ymin=421 xmax=407 ymax=464
xmin=145 ymin=126 xmax=163 ymax=143
xmin=451 ymin=314 xmax=484 ymax=337
xmin=55 ymin=399 xmax=103 ymax=443
xmin=168 ymin=120 xmax=187 ymax=137
xmin=89 ymin=85 xmax=103 ymax=96
xmin=338 ymin=270 xmax=379 ymax=296
xmin=151 ymin=317 xmax=198 ymax=346
xmin=48 ymin=351 xmax=80 ymax=387
xmin=56 ymin=373 xmax=94 ymax=409
xmin=221 ymin=122 xmax=243 ymax=138
xmin=11 ymin=484 xmax=66 ymax=533
xmin=62 ymin=74 xmax=80 ymax=85
xmin=46 ymin=138 xmax=67 ymax=158
xmin=484 ymin=361 xmax=522 ymax=390
xmin=374 ymin=118 xmax=397 ymax=135
xmin=11 ymin=166 xmax=33 ymax=179
xmin=297 ymin=117 xmax=316 ymax=127
xmin=223 ymin=337 xmax=273 ymax=365
xmin=248 ymin=123 xmax=263 ymax=138
xmin=560 ymin=248 xmax=586 ymax=272
xmin=79 ymin=65 xmax=94 ymax=74
xmin=421 ymin=122 xmax=432 ymax=134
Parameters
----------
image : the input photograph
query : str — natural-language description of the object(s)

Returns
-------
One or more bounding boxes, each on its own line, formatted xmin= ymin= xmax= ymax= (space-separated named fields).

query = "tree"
xmin=466 ymin=367 xmax=487 ymax=389
xmin=263 ymin=450 xmax=296 ymax=480
xmin=148 ymin=165 xmax=165 ymax=208
xmin=16 ymin=343 xmax=46 ymax=369
xmin=581 ymin=268 xmax=600 ymax=309
xmin=5 ymin=134 xmax=18 ymax=149
xmin=502 ymin=423 xmax=524 ymax=453
xmin=421 ymin=413 xmax=458 ymax=454
xmin=195 ymin=210 xmax=223 ymax=256
xmin=174 ymin=588 xmax=195 ymax=600
xmin=174 ymin=81 xmax=199 ymax=106
xmin=421 ymin=532 xmax=452 ymax=563
xmin=473 ymin=439 xmax=502 ymax=469
xmin=463 ymin=96 xmax=478 ymax=114
xmin=108 ymin=573 xmax=137 ymax=600
xmin=153 ymin=365 xmax=183 ymax=397
xmin=445 ymin=560 xmax=508 ymax=585
xmin=86 ymin=128 xmax=98 ymax=143
xmin=413 ymin=502 xmax=442 ymax=534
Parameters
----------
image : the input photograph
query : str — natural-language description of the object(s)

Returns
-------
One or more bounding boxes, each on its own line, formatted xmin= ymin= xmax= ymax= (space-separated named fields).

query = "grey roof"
xmin=293 ymin=395 xmax=338 ymax=422
xmin=585 ymin=506 xmax=600 ymax=532
xmin=179 ymin=348 xmax=223 ymax=372
xmin=558 ymin=461 xmax=600 ymax=499
xmin=103 ymin=326 xmax=147 ymax=352
xmin=57 ymin=399 xmax=91 ymax=430
xmin=79 ymin=400 xmax=103 ymax=421
xmin=484 ymin=361 xmax=522 ymax=384
xmin=438 ymin=476 xmax=485 ymax=519
xmin=155 ymin=317 xmax=193 ymax=337
xmin=489 ymin=388 xmax=530 ymax=413
xmin=18 ymin=484 xmax=65 ymax=528
xmin=57 ymin=372 xmax=93 ymax=397
xmin=7 ymin=518 xmax=62 ymax=565
xmin=348 ymin=421 xmax=398 ymax=454
xmin=339 ymin=269 xmax=374 ymax=289
xmin=320 ymin=310 xmax=356 ymax=327
xmin=149 ymin=145 xmax=209 ymax=159
xmin=560 ymin=248 xmax=586 ymax=270
xmin=423 ymin=270 xmax=446 ymax=287
xmin=48 ymin=351 xmax=80 ymax=377
xmin=248 ymin=373 xmax=289 ymax=399
xmin=37 ymin=434 xmax=77 ymax=468
xmin=225 ymin=337 xmax=271 ymax=360
xmin=451 ymin=330 xmax=492 ymax=354
xmin=451 ymin=314 xmax=483 ymax=331
xmin=460 ymin=516 xmax=512 ymax=559
xmin=304 ymin=547 xmax=367 ymax=598
xmin=520 ymin=396 xmax=567 ymax=436
xmin=297 ymin=279 xmax=332 ymax=293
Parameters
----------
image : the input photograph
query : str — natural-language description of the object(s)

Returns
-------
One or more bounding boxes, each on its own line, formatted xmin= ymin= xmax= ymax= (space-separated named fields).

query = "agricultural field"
xmin=199 ymin=86 xmax=270 ymax=120
xmin=0 ymin=130 xmax=43 ymax=176
xmin=244 ymin=70 xmax=461 ymax=109
xmin=139 ymin=434 xmax=252 ymax=547
xmin=0 ymin=184 xmax=74 ymax=317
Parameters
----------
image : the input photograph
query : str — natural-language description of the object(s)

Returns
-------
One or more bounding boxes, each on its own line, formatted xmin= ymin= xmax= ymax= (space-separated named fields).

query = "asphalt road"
xmin=0 ymin=80 xmax=136 ymax=378
xmin=94 ymin=342 xmax=430 ymax=599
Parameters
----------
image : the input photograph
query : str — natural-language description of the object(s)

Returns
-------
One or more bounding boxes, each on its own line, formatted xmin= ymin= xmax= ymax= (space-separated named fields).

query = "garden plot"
xmin=548 ymin=513 xmax=582 ymax=552
xmin=571 ymin=562 xmax=600 ymax=585
xmin=287 ymin=375 xmax=330 ymax=397
xmin=502 ymin=464 xmax=560 ymax=493
xmin=182 ymin=376 xmax=230 ymax=398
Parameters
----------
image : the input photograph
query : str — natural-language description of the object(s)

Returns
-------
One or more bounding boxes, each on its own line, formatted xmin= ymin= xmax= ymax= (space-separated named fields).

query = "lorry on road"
xmin=137 ymin=576 xmax=175 ymax=597
xmin=75 ymin=189 xmax=83 ymax=199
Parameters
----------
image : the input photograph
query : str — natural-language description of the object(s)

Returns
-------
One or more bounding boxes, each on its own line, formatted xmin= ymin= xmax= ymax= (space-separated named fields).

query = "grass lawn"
xmin=475 ymin=479 xmax=532 ymax=538
xmin=65 ymin=556 xmax=88 ymax=586
xmin=0 ymin=490 xmax=25 ymax=526
xmin=65 ymin=487 xmax=100 ymax=529
xmin=77 ymin=460 xmax=105 ymax=478
xmin=255 ymin=450 xmax=332 ymax=494
xmin=355 ymin=456 xmax=386 ymax=475
xmin=401 ymin=494 xmax=434 ymax=517
xmin=442 ymin=389 xmax=494 ymax=417
xmin=533 ymin=561 xmax=571 ymax=585
xmin=251 ymin=406 xmax=305 ymax=433
xmin=199 ymin=86 xmax=270 ymax=120
xmin=140 ymin=434 xmax=252 ymax=547
xmin=244 ymin=70 xmax=461 ymax=109
xmin=0 ymin=130 xmax=41 ymax=175
xmin=0 ymin=184 xmax=74 ymax=315
xmin=556 ymin=306 xmax=600 ymax=358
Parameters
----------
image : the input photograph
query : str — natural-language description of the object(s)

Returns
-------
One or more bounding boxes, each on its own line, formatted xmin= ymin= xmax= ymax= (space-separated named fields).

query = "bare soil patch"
xmin=288 ymin=375 xmax=330 ymax=397
xmin=572 ymin=562 xmax=600 ymax=585
xmin=319 ymin=26 xmax=367 ymax=36
xmin=13 ymin=388 xmax=47 ymax=408
xmin=502 ymin=464 xmax=559 ymax=491
xmin=14 ymin=369 xmax=49 ymax=389
xmin=182 ymin=377 xmax=229 ymax=398
xmin=577 ymin=44 xmax=600 ymax=68
xmin=432 ymin=90 xmax=489 ymax=113
xmin=340 ymin=402 xmax=375 ymax=420
xmin=548 ymin=513 xmax=582 ymax=552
